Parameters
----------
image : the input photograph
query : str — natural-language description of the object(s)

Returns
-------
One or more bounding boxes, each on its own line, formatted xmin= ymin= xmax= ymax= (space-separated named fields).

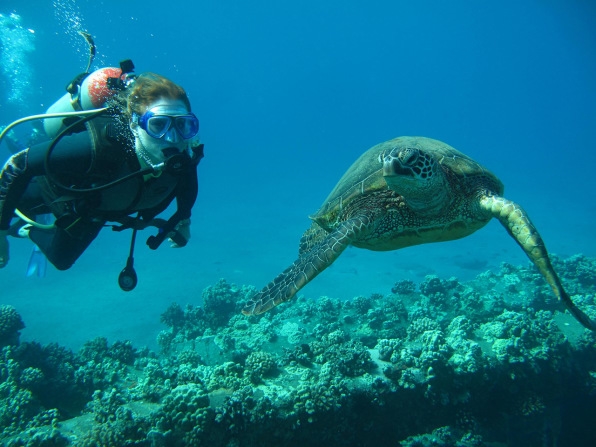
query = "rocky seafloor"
xmin=1 ymin=254 xmax=595 ymax=446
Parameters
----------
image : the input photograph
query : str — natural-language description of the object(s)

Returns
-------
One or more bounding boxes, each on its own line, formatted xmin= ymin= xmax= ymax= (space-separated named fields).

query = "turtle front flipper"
xmin=481 ymin=195 xmax=595 ymax=331
xmin=242 ymin=215 xmax=373 ymax=315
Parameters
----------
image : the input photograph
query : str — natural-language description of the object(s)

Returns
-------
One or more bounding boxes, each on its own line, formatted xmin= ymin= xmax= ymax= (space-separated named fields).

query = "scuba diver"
xmin=0 ymin=50 xmax=203 ymax=290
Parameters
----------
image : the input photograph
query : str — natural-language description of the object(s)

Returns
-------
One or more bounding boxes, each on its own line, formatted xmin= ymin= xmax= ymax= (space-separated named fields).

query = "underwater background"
xmin=1 ymin=0 xmax=595 ymax=445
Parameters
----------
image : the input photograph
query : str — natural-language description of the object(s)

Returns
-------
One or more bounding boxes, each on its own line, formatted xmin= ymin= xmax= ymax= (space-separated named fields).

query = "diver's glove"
xmin=0 ymin=229 xmax=9 ymax=268
xmin=169 ymin=219 xmax=191 ymax=248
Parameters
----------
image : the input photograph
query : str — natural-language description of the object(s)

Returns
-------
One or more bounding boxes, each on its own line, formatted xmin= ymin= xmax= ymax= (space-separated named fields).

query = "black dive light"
xmin=118 ymin=228 xmax=138 ymax=291
xmin=118 ymin=218 xmax=187 ymax=290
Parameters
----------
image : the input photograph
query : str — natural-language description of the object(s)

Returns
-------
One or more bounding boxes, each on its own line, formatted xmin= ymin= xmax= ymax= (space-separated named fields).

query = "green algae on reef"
xmin=1 ymin=255 xmax=596 ymax=446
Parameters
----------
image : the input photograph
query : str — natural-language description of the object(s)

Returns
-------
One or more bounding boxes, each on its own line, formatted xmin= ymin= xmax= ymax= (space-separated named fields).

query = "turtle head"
xmin=381 ymin=146 xmax=450 ymax=213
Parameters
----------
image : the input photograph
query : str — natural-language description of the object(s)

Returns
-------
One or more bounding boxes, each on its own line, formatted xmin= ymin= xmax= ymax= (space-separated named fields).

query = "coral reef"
xmin=156 ymin=279 xmax=255 ymax=354
xmin=0 ymin=305 xmax=25 ymax=348
xmin=2 ymin=255 xmax=596 ymax=446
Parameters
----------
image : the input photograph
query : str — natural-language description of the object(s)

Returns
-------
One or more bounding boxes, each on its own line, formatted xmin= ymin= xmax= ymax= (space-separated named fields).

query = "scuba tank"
xmin=42 ymin=31 xmax=135 ymax=138
xmin=43 ymin=63 xmax=136 ymax=138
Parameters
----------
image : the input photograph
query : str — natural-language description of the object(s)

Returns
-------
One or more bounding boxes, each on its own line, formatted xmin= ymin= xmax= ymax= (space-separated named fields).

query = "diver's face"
xmin=131 ymin=98 xmax=190 ymax=164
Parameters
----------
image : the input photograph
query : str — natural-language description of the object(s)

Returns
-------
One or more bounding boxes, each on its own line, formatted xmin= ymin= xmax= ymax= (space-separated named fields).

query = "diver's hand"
xmin=169 ymin=219 xmax=191 ymax=248
xmin=0 ymin=230 xmax=9 ymax=268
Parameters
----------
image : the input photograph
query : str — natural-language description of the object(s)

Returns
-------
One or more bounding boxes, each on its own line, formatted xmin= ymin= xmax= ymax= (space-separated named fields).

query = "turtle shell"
xmin=311 ymin=136 xmax=502 ymax=226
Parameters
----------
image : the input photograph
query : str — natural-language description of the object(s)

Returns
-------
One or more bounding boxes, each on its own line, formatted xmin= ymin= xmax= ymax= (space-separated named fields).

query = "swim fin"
xmin=26 ymin=244 xmax=47 ymax=278
xmin=25 ymin=214 xmax=52 ymax=278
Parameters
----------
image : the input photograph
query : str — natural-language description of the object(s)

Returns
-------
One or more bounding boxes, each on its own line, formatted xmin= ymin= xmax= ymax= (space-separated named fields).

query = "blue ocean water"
xmin=1 ymin=0 xmax=595 ymax=351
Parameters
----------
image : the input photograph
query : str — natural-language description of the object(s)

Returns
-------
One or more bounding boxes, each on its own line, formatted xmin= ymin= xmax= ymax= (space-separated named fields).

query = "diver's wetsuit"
xmin=0 ymin=117 xmax=199 ymax=270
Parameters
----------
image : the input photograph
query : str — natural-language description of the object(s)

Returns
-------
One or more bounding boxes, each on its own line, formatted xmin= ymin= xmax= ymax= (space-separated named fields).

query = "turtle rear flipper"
xmin=242 ymin=216 xmax=372 ymax=315
xmin=481 ymin=195 xmax=595 ymax=331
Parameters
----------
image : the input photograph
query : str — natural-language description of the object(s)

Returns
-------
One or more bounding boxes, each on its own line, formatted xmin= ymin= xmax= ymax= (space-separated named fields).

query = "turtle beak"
xmin=383 ymin=158 xmax=414 ymax=178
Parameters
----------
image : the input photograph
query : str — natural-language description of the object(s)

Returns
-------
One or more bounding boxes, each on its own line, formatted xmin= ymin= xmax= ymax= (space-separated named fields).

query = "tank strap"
xmin=65 ymin=72 xmax=91 ymax=112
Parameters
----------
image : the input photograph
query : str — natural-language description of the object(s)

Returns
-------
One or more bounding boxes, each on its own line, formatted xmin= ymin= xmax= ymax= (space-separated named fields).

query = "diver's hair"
xmin=123 ymin=72 xmax=191 ymax=118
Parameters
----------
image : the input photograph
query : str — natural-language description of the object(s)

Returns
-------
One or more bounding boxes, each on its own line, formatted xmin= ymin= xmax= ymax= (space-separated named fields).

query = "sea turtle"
xmin=242 ymin=136 xmax=594 ymax=331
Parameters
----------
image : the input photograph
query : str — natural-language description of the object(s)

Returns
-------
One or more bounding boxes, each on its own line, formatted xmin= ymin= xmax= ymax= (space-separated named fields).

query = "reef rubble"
xmin=1 ymin=255 xmax=595 ymax=446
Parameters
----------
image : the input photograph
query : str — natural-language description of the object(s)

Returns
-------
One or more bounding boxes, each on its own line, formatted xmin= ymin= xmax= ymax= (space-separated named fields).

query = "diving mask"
xmin=134 ymin=110 xmax=199 ymax=140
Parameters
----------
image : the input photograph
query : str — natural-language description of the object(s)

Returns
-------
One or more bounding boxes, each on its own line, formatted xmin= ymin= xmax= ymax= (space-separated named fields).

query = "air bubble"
xmin=0 ymin=13 xmax=35 ymax=105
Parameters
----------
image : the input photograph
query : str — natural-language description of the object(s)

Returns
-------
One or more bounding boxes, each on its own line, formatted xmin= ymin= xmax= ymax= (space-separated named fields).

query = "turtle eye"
xmin=399 ymin=148 xmax=419 ymax=166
